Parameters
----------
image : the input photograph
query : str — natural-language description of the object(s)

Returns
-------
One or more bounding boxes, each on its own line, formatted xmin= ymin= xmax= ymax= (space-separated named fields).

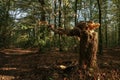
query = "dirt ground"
xmin=0 ymin=47 xmax=120 ymax=80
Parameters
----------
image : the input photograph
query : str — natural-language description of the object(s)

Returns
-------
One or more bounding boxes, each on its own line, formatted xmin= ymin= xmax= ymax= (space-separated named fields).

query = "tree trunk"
xmin=74 ymin=0 xmax=77 ymax=26
xmin=97 ymin=0 xmax=103 ymax=54
xmin=118 ymin=3 xmax=120 ymax=47
xmin=118 ymin=16 xmax=120 ymax=47
xmin=104 ymin=6 xmax=108 ymax=48
xmin=38 ymin=0 xmax=45 ymax=21
xmin=53 ymin=0 xmax=57 ymax=48
xmin=2 ymin=0 xmax=11 ymax=48
xmin=58 ymin=0 xmax=62 ymax=51
xmin=48 ymin=21 xmax=99 ymax=69
xmin=89 ymin=0 xmax=92 ymax=20
xmin=79 ymin=31 xmax=98 ymax=69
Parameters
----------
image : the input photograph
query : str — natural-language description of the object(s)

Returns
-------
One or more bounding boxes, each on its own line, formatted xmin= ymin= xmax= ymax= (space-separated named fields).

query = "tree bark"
xmin=74 ymin=0 xmax=77 ymax=26
xmin=58 ymin=0 xmax=62 ymax=51
xmin=38 ymin=0 xmax=45 ymax=21
xmin=79 ymin=31 xmax=98 ymax=69
xmin=48 ymin=21 xmax=99 ymax=69
xmin=97 ymin=0 xmax=103 ymax=54
xmin=117 ymin=2 xmax=120 ymax=46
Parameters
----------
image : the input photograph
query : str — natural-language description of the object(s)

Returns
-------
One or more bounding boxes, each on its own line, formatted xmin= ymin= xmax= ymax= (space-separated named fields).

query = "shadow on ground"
xmin=0 ymin=48 xmax=119 ymax=80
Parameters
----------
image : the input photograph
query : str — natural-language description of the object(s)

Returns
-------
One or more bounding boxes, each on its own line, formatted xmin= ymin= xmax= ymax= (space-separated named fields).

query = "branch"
xmin=47 ymin=21 xmax=100 ymax=37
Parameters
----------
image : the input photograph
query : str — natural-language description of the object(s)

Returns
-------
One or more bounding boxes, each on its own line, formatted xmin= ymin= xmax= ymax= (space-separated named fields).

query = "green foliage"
xmin=0 ymin=0 xmax=119 ymax=49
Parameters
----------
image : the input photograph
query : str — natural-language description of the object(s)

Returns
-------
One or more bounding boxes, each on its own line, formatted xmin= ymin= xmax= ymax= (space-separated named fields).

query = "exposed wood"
xmin=48 ymin=21 xmax=100 ymax=69
xmin=79 ymin=31 xmax=98 ymax=69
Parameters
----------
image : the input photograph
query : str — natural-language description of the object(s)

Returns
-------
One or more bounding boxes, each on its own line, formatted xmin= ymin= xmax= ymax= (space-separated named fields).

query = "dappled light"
xmin=0 ymin=0 xmax=120 ymax=79
xmin=0 ymin=48 xmax=120 ymax=79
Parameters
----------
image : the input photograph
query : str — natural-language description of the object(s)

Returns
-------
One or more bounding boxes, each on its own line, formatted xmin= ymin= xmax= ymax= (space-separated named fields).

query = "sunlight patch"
xmin=0 ymin=75 xmax=15 ymax=80
xmin=0 ymin=67 xmax=17 ymax=71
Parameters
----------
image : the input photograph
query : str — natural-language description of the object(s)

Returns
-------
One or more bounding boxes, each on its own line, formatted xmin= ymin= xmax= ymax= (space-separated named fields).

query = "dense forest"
xmin=0 ymin=0 xmax=120 ymax=80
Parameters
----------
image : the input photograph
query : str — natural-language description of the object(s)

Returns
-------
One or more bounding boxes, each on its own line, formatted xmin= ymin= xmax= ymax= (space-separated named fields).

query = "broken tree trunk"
xmin=79 ymin=31 xmax=98 ymax=69
xmin=47 ymin=21 xmax=100 ymax=69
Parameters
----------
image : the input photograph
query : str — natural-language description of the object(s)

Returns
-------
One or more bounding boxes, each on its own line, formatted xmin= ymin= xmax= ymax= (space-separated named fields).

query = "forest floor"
xmin=0 ymin=47 xmax=120 ymax=80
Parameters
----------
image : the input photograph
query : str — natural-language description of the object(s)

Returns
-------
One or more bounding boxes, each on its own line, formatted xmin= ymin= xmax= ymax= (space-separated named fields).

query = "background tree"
xmin=0 ymin=0 xmax=119 ymax=51
xmin=0 ymin=0 xmax=13 ymax=48
xmin=97 ymin=0 xmax=103 ymax=54
xmin=113 ymin=0 xmax=120 ymax=47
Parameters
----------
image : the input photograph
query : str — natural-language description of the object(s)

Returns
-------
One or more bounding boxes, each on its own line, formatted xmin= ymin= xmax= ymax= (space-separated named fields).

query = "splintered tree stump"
xmin=47 ymin=21 xmax=100 ymax=69
xmin=79 ymin=31 xmax=98 ymax=69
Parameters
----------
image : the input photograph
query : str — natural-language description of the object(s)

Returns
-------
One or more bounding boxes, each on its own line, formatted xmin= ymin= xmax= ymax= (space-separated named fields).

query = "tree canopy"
xmin=0 ymin=0 xmax=119 ymax=50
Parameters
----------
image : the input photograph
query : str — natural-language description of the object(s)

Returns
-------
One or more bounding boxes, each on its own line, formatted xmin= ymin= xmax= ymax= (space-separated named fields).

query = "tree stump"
xmin=79 ymin=31 xmax=98 ymax=69
xmin=47 ymin=21 xmax=100 ymax=79
xmin=48 ymin=21 xmax=100 ymax=69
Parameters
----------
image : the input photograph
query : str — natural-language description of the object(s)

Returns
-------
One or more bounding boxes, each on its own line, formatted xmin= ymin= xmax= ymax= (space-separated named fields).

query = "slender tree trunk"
xmin=38 ymin=0 xmax=46 ymax=51
xmin=97 ymin=0 xmax=103 ymax=54
xmin=102 ymin=0 xmax=108 ymax=48
xmin=104 ymin=5 xmax=108 ymax=48
xmin=118 ymin=16 xmax=120 ymax=47
xmin=105 ymin=22 xmax=108 ymax=47
xmin=74 ymin=0 xmax=77 ymax=26
xmin=3 ymin=0 xmax=11 ymax=48
xmin=118 ymin=3 xmax=120 ymax=46
xmin=48 ymin=13 xmax=50 ymax=24
xmin=58 ymin=0 xmax=62 ymax=51
xmin=53 ymin=0 xmax=57 ymax=48
xmin=89 ymin=0 xmax=92 ymax=20
xmin=114 ymin=0 xmax=120 ymax=47
xmin=38 ymin=0 xmax=45 ymax=21
xmin=83 ymin=1 xmax=87 ymax=21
